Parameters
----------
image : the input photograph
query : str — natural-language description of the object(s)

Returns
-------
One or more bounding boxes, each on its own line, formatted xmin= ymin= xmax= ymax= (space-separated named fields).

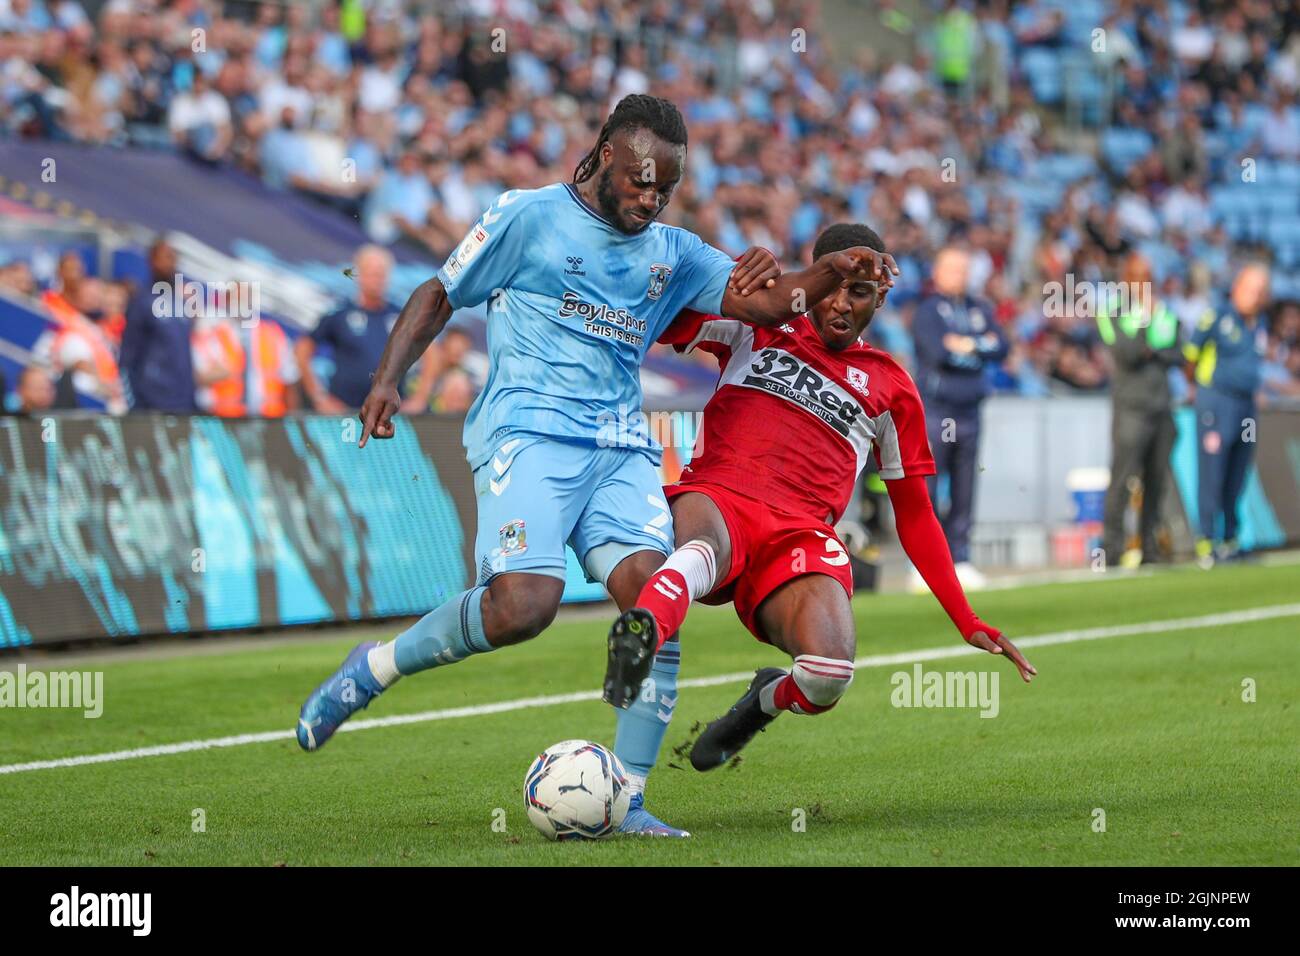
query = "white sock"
xmin=625 ymin=773 xmax=647 ymax=797
xmin=367 ymin=642 xmax=402 ymax=689
xmin=661 ymin=539 xmax=719 ymax=598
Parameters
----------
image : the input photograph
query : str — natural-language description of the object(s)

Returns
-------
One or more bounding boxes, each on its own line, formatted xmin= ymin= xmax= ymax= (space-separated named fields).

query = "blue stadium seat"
xmin=1101 ymin=127 xmax=1154 ymax=174
xmin=1008 ymin=179 xmax=1064 ymax=216
xmin=1254 ymin=162 xmax=1300 ymax=207
xmin=1035 ymin=152 xmax=1097 ymax=184
xmin=1072 ymin=67 xmax=1109 ymax=127
xmin=1214 ymin=101 xmax=1264 ymax=136
xmin=1242 ymin=103 xmax=1271 ymax=132
xmin=1209 ymin=183 xmax=1269 ymax=242
xmin=1020 ymin=48 xmax=1064 ymax=105
xmin=1273 ymin=162 xmax=1300 ymax=187
xmin=1202 ymin=132 xmax=1229 ymax=165
xmin=1137 ymin=241 xmax=1180 ymax=282
xmin=1209 ymin=184 xmax=1274 ymax=220
xmin=1266 ymin=217 xmax=1300 ymax=269
xmin=1270 ymin=271 xmax=1300 ymax=300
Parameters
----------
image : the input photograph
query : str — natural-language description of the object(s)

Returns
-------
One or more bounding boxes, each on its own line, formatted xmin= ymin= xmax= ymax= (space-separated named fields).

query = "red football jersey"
xmin=660 ymin=311 xmax=936 ymax=524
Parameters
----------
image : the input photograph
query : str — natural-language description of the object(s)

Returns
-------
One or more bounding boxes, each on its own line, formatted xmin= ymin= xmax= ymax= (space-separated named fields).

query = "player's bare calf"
xmin=691 ymin=572 xmax=857 ymax=768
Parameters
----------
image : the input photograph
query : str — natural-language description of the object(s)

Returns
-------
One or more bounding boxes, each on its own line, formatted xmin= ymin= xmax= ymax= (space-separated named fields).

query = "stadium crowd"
xmin=2 ymin=0 xmax=1300 ymax=417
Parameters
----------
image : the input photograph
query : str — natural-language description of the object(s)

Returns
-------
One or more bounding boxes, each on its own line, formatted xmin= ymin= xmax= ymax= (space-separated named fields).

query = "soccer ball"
xmin=523 ymin=739 xmax=630 ymax=841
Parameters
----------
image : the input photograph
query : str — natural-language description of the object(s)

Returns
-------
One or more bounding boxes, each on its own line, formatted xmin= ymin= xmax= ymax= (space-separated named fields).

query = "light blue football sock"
xmin=614 ymin=638 xmax=680 ymax=784
xmin=392 ymin=586 xmax=494 ymax=676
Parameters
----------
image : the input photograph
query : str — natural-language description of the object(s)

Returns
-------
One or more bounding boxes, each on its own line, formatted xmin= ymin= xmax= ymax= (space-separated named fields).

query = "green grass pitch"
xmin=1 ymin=561 xmax=1297 ymax=866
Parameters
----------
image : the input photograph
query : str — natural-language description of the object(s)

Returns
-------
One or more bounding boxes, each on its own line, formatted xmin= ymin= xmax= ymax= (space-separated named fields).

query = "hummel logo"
xmin=558 ymin=772 xmax=593 ymax=796
xmin=490 ymin=438 xmax=522 ymax=495
xmin=564 ymin=255 xmax=586 ymax=277
xmin=642 ymin=494 xmax=671 ymax=543
xmin=779 ymin=323 xmax=796 ymax=333
xmin=657 ymin=693 xmax=677 ymax=724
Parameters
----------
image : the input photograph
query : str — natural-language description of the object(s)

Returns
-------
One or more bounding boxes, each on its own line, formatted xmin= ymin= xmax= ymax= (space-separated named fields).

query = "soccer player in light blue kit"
xmin=295 ymin=95 xmax=897 ymax=836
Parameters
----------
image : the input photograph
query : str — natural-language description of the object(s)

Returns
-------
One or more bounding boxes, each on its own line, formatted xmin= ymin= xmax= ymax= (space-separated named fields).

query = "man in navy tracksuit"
xmin=1185 ymin=263 xmax=1268 ymax=566
xmin=912 ymin=247 xmax=1007 ymax=586
xmin=118 ymin=238 xmax=199 ymax=413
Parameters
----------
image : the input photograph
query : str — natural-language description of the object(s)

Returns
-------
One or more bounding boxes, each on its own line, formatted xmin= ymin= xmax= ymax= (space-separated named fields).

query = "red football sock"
xmin=771 ymin=673 xmax=834 ymax=714
xmin=636 ymin=567 xmax=690 ymax=652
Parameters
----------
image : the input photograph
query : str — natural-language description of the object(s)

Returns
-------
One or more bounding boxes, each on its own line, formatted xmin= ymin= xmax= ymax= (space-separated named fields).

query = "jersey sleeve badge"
xmin=456 ymin=223 xmax=491 ymax=268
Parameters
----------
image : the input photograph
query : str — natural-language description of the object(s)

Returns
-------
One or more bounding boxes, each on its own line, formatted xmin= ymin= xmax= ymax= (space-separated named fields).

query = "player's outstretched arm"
xmin=358 ymin=276 xmax=455 ymax=447
xmin=719 ymin=246 xmax=898 ymax=326
xmin=885 ymin=474 xmax=1037 ymax=682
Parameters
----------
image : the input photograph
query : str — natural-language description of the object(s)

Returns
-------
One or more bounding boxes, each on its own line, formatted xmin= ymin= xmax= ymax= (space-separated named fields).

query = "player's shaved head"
xmin=810 ymin=223 xmax=889 ymax=350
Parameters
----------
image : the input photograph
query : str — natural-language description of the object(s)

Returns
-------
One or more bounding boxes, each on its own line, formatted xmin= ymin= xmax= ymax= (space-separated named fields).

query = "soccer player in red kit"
xmin=603 ymin=223 xmax=1037 ymax=771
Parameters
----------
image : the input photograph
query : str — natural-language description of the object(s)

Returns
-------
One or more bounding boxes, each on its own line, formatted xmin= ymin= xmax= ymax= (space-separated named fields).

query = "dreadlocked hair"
xmin=572 ymin=94 xmax=688 ymax=184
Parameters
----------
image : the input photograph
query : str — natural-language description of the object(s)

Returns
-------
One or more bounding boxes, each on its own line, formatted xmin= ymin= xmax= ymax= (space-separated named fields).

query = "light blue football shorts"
xmin=470 ymin=434 xmax=673 ymax=588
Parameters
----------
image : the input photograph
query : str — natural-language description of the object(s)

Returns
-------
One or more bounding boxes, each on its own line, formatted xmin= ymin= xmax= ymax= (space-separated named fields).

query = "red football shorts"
xmin=663 ymin=481 xmax=854 ymax=643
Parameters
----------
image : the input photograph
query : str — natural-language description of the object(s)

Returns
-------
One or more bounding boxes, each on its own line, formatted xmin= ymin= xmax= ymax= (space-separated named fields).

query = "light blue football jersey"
xmin=436 ymin=183 xmax=735 ymax=470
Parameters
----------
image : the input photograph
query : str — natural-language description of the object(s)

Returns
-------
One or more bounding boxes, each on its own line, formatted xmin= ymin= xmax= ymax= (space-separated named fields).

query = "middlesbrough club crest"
xmin=647 ymin=263 xmax=672 ymax=300
xmin=846 ymin=367 xmax=870 ymax=397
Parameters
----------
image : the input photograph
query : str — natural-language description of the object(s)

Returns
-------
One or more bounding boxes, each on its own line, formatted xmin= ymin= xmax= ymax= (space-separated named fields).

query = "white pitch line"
xmin=2 ymin=603 xmax=1298 ymax=777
